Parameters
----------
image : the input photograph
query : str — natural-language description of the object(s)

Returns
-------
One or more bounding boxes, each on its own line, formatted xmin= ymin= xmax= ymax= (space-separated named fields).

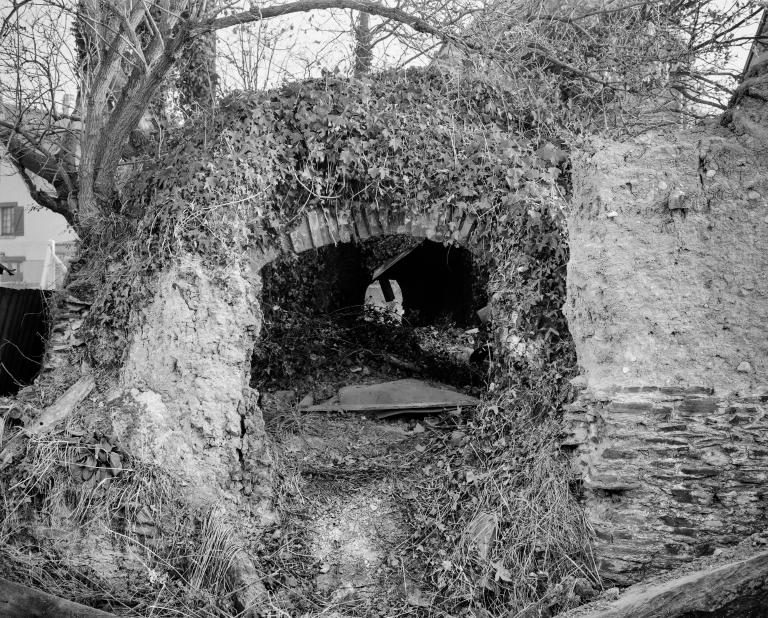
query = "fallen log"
xmin=0 ymin=375 xmax=95 ymax=468
xmin=565 ymin=549 xmax=768 ymax=617
xmin=25 ymin=374 xmax=95 ymax=435
xmin=0 ymin=577 xmax=116 ymax=617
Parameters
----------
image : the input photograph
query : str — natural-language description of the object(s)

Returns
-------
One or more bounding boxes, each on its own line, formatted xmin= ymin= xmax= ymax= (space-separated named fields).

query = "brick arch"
xmin=249 ymin=203 xmax=489 ymax=268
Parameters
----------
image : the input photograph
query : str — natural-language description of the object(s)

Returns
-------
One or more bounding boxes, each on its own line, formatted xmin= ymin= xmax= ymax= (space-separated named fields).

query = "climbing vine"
xmin=126 ymin=67 xmax=567 ymax=241
xmin=67 ymin=64 xmax=581 ymax=617
xmin=78 ymin=66 xmax=569 ymax=367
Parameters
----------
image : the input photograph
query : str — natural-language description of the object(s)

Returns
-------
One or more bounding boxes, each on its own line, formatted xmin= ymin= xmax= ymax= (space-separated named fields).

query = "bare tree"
xmin=0 ymin=0 xmax=764 ymax=237
xmin=218 ymin=18 xmax=298 ymax=90
xmin=0 ymin=0 xmax=474 ymax=234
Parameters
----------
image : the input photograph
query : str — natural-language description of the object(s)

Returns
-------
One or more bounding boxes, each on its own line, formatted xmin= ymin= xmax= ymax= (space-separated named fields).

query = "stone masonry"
xmin=563 ymin=385 xmax=768 ymax=586
xmin=249 ymin=202 xmax=490 ymax=267
xmin=564 ymin=119 xmax=768 ymax=585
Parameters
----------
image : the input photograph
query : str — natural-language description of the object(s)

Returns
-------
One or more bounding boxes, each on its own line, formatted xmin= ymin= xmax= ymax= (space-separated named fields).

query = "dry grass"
xmin=395 ymin=359 xmax=601 ymax=617
xmin=0 ymin=418 xmax=244 ymax=617
xmin=254 ymin=349 xmax=598 ymax=618
xmin=0 ymin=360 xmax=596 ymax=618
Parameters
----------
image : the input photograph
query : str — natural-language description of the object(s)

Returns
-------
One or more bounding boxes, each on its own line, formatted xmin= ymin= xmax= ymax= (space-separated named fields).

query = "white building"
xmin=0 ymin=159 xmax=78 ymax=289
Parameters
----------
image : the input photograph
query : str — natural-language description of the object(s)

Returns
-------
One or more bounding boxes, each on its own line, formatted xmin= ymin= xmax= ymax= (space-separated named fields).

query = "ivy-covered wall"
xmin=61 ymin=69 xmax=573 ymax=532
xmin=80 ymin=67 xmax=570 ymax=372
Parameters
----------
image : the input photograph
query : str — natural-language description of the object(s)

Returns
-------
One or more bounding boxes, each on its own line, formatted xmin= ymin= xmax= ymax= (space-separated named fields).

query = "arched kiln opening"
xmin=251 ymin=234 xmax=491 ymax=403
xmin=250 ymin=233 xmax=494 ymax=607
xmin=248 ymin=206 xmax=573 ymax=613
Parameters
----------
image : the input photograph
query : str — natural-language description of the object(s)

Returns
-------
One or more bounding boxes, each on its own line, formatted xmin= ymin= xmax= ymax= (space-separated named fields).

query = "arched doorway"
xmin=252 ymin=234 xmax=490 ymax=396
xmin=252 ymin=232 xmax=492 ymax=611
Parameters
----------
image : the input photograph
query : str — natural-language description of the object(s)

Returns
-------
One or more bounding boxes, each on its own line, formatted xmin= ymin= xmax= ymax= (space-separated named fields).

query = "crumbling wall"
xmin=566 ymin=125 xmax=768 ymax=393
xmin=564 ymin=121 xmax=768 ymax=585
xmin=118 ymin=255 xmax=273 ymax=521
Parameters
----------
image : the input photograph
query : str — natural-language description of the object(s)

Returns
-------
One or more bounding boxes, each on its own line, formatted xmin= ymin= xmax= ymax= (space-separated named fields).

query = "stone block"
xmin=335 ymin=210 xmax=353 ymax=243
xmin=678 ymin=397 xmax=719 ymax=415
xmin=457 ymin=214 xmax=477 ymax=243
xmin=610 ymin=401 xmax=654 ymax=414
xmin=572 ymin=384 xmax=768 ymax=587
xmin=368 ymin=208 xmax=385 ymax=236
xmin=307 ymin=209 xmax=331 ymax=247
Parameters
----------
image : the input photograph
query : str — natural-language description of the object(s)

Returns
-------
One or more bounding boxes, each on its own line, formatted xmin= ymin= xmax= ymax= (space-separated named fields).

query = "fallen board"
xmin=301 ymin=401 xmax=480 ymax=412
xmin=25 ymin=374 xmax=95 ymax=435
xmin=0 ymin=577 xmax=117 ymax=617
xmin=371 ymin=243 xmax=422 ymax=280
xmin=300 ymin=379 xmax=481 ymax=417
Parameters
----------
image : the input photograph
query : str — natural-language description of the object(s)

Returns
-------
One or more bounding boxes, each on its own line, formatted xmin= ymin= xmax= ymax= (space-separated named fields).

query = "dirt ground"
xmin=259 ymin=387 xmax=458 ymax=617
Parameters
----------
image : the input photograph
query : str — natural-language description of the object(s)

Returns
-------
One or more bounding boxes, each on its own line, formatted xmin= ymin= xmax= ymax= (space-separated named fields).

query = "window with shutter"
xmin=12 ymin=206 xmax=24 ymax=236
xmin=0 ymin=206 xmax=13 ymax=236
xmin=0 ymin=203 xmax=24 ymax=236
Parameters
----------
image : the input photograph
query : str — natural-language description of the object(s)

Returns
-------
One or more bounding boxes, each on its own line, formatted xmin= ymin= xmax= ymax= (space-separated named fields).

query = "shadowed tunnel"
xmin=371 ymin=240 xmax=478 ymax=326
xmin=253 ymin=235 xmax=490 ymax=393
xmin=262 ymin=237 xmax=485 ymax=326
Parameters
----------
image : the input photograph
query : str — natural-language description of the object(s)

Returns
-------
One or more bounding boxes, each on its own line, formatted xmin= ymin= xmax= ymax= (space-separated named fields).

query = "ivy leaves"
xmin=113 ymin=68 xmax=570 ymax=363
xmin=130 ymin=67 xmax=567 ymax=249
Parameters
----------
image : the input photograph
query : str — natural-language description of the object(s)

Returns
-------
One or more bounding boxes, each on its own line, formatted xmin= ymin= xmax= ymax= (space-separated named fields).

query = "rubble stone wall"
xmin=563 ymin=386 xmax=768 ymax=586
xmin=119 ymin=255 xmax=273 ymax=521
xmin=564 ymin=121 xmax=768 ymax=585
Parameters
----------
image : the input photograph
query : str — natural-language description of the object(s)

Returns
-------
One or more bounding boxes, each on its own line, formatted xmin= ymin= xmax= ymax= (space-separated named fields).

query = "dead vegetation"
xmin=0 ymin=389 xmax=246 ymax=617
xmin=252 ymin=273 xmax=599 ymax=617
xmin=408 ymin=368 xmax=600 ymax=617
xmin=0 ymin=256 xmax=596 ymax=617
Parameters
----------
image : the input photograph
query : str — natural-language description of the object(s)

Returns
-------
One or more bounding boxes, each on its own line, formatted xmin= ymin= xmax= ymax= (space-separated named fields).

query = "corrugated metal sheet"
xmin=0 ymin=288 xmax=51 ymax=395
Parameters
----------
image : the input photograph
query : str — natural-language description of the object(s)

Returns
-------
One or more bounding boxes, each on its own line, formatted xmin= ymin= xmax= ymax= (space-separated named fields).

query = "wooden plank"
xmin=300 ymin=401 xmax=479 ymax=413
xmin=0 ymin=577 xmax=116 ymax=617
xmin=25 ymin=375 xmax=95 ymax=435
xmin=371 ymin=244 xmax=420 ymax=280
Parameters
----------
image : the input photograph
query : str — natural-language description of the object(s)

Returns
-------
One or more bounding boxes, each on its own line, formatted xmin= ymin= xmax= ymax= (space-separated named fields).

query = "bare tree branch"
xmin=200 ymin=0 xmax=461 ymax=42
xmin=0 ymin=0 xmax=32 ymax=41
xmin=671 ymin=84 xmax=727 ymax=110
xmin=9 ymin=158 xmax=74 ymax=223
xmin=0 ymin=119 xmax=68 ymax=186
xmin=2 ymin=0 xmax=764 ymax=230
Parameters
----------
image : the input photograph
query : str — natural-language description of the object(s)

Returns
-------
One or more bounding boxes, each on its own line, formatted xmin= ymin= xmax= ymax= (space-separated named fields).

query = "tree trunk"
xmin=353 ymin=12 xmax=373 ymax=76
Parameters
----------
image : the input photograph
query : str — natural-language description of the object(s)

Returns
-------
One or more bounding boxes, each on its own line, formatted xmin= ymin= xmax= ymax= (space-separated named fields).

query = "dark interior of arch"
xmin=260 ymin=237 xmax=487 ymax=323
xmin=252 ymin=235 xmax=490 ymax=394
xmin=374 ymin=240 xmax=479 ymax=326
